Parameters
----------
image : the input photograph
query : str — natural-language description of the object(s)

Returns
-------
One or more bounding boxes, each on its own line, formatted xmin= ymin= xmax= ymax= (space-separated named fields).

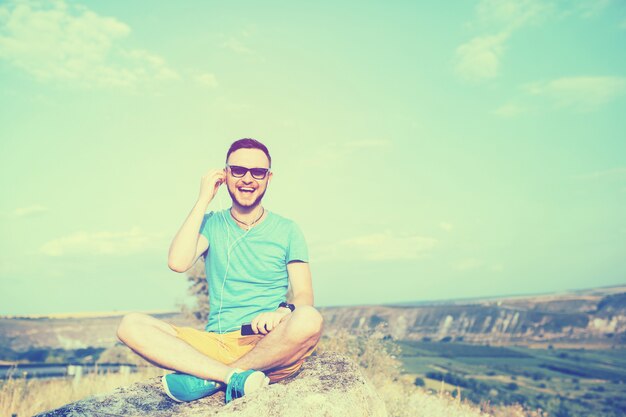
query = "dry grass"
xmin=0 ymin=366 xmax=165 ymax=417
xmin=317 ymin=329 xmax=546 ymax=417
xmin=1 ymin=331 xmax=547 ymax=417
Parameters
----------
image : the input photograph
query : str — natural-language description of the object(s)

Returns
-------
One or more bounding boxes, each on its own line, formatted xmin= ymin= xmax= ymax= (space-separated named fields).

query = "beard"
xmin=227 ymin=185 xmax=267 ymax=209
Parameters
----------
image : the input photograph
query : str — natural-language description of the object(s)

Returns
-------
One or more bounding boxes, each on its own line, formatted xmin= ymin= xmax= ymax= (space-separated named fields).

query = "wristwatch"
xmin=278 ymin=302 xmax=295 ymax=312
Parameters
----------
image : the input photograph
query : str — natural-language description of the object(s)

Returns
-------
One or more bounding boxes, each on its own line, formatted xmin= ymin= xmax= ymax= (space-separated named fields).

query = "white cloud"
xmin=457 ymin=0 xmax=613 ymax=82
xmin=456 ymin=0 xmax=547 ymax=82
xmin=492 ymin=102 xmax=525 ymax=117
xmin=455 ymin=32 xmax=509 ymax=81
xmin=195 ymin=72 xmax=218 ymax=88
xmin=475 ymin=0 xmax=549 ymax=29
xmin=40 ymin=227 xmax=161 ymax=256
xmin=302 ymin=139 xmax=392 ymax=167
xmin=439 ymin=222 xmax=454 ymax=231
xmin=221 ymin=37 xmax=252 ymax=55
xmin=574 ymin=167 xmax=626 ymax=180
xmin=313 ymin=231 xmax=437 ymax=262
xmin=574 ymin=0 xmax=612 ymax=18
xmin=474 ymin=0 xmax=610 ymax=28
xmin=455 ymin=258 xmax=485 ymax=271
xmin=219 ymin=27 xmax=258 ymax=55
xmin=344 ymin=140 xmax=392 ymax=149
xmin=13 ymin=204 xmax=49 ymax=217
xmin=0 ymin=0 xmax=178 ymax=87
xmin=525 ymin=76 xmax=626 ymax=110
xmin=455 ymin=259 xmax=503 ymax=272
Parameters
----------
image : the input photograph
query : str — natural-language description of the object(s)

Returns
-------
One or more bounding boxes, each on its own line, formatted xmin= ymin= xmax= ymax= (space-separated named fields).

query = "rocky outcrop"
xmin=3 ymin=287 xmax=625 ymax=354
xmin=0 ymin=313 xmax=192 ymax=353
xmin=34 ymin=353 xmax=387 ymax=417
xmin=321 ymin=289 xmax=626 ymax=346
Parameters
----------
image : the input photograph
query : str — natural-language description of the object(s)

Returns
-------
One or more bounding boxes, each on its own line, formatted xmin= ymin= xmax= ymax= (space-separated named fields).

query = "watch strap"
xmin=278 ymin=302 xmax=295 ymax=312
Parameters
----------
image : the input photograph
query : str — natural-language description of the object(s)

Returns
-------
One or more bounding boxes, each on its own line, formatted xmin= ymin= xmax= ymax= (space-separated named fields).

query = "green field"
xmin=397 ymin=341 xmax=626 ymax=417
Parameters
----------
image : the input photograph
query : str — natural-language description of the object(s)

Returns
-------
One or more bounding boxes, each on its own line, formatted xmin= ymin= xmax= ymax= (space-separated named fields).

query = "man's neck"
xmin=230 ymin=203 xmax=265 ymax=226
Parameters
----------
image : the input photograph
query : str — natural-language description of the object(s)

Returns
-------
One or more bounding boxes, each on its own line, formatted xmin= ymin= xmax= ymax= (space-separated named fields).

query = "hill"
xmin=0 ymin=285 xmax=624 ymax=356
xmin=323 ymin=285 xmax=626 ymax=348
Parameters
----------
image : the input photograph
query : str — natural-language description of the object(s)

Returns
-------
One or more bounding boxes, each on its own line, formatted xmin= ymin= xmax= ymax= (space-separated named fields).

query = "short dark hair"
xmin=226 ymin=138 xmax=272 ymax=167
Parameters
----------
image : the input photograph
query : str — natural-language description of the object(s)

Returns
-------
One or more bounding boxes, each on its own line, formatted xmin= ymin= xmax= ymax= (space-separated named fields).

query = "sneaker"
xmin=162 ymin=372 xmax=222 ymax=402
xmin=225 ymin=369 xmax=270 ymax=404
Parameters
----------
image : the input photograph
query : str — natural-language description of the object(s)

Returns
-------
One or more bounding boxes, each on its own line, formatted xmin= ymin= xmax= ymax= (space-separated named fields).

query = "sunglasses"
xmin=226 ymin=164 xmax=270 ymax=180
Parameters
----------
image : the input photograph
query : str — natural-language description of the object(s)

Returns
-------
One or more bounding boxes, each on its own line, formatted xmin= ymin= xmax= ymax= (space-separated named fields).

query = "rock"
xmin=35 ymin=352 xmax=387 ymax=417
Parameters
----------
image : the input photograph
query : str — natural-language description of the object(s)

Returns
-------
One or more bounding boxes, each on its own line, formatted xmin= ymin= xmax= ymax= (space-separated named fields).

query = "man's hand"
xmin=198 ymin=168 xmax=226 ymax=204
xmin=250 ymin=309 xmax=291 ymax=335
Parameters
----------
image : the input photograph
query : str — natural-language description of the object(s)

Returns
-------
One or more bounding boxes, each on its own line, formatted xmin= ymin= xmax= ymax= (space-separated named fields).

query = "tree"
xmin=180 ymin=258 xmax=210 ymax=324
xmin=505 ymin=382 xmax=519 ymax=391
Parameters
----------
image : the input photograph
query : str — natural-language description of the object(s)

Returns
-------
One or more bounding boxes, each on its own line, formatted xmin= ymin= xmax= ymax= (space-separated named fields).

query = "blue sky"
xmin=1 ymin=0 xmax=624 ymax=315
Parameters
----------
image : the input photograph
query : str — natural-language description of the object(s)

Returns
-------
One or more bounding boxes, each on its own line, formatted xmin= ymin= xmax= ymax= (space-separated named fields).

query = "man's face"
xmin=225 ymin=148 xmax=272 ymax=209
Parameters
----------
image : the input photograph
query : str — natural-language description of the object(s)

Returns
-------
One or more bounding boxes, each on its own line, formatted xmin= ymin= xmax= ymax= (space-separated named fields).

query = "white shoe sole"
xmin=161 ymin=375 xmax=184 ymax=403
xmin=243 ymin=371 xmax=270 ymax=394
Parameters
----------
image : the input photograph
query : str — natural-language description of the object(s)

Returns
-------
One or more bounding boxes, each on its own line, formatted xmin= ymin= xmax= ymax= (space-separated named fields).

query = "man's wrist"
xmin=277 ymin=307 xmax=291 ymax=315
xmin=278 ymin=302 xmax=295 ymax=312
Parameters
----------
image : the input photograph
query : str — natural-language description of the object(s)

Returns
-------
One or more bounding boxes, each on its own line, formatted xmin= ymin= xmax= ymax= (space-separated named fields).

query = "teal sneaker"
xmin=225 ymin=369 xmax=270 ymax=404
xmin=161 ymin=372 xmax=222 ymax=402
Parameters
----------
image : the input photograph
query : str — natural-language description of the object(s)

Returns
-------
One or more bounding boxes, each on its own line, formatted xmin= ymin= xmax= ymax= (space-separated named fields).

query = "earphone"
xmin=210 ymin=181 xmax=264 ymax=359
xmin=204 ymin=169 xmax=268 ymax=360
xmin=216 ymin=201 xmax=248 ymax=335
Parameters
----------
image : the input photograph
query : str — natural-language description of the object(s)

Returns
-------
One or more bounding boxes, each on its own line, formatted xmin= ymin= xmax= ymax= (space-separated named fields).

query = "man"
xmin=117 ymin=138 xmax=323 ymax=403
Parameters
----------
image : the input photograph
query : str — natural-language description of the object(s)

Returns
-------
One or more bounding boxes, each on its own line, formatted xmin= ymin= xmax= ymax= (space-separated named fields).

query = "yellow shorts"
xmin=171 ymin=325 xmax=317 ymax=383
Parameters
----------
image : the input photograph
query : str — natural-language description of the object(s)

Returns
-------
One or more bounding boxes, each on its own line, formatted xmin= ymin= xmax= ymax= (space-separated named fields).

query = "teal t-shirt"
xmin=199 ymin=209 xmax=309 ymax=333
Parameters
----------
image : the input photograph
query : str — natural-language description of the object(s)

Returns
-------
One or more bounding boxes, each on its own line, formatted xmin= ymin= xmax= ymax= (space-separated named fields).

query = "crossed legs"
xmin=116 ymin=306 xmax=323 ymax=383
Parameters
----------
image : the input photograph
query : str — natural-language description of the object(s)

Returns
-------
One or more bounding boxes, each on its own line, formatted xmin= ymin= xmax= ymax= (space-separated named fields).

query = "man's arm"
xmin=168 ymin=169 xmax=225 ymax=273
xmin=167 ymin=203 xmax=209 ymax=272
xmin=250 ymin=261 xmax=313 ymax=334
xmin=284 ymin=261 xmax=314 ymax=307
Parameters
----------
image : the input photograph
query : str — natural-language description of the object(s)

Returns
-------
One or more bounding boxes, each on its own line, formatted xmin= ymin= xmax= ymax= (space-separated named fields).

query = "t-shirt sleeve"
xmin=286 ymin=222 xmax=309 ymax=263
xmin=199 ymin=211 xmax=215 ymax=242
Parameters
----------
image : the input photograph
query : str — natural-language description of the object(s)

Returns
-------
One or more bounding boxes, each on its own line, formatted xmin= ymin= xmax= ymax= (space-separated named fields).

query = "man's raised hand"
xmin=198 ymin=168 xmax=226 ymax=204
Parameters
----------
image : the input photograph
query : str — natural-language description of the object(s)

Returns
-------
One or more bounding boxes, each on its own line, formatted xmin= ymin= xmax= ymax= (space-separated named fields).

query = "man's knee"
xmin=116 ymin=312 xmax=149 ymax=344
xmin=285 ymin=306 xmax=323 ymax=343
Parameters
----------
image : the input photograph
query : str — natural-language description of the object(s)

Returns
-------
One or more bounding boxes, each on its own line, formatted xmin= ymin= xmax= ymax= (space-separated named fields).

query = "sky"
xmin=1 ymin=0 xmax=625 ymax=315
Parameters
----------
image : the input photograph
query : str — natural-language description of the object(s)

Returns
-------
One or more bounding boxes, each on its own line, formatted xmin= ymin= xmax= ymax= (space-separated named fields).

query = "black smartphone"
xmin=240 ymin=323 xmax=256 ymax=336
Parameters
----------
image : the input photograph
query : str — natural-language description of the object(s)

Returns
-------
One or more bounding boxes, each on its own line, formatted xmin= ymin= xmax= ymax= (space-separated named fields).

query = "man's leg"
xmin=116 ymin=312 xmax=233 ymax=382
xmin=231 ymin=306 xmax=323 ymax=372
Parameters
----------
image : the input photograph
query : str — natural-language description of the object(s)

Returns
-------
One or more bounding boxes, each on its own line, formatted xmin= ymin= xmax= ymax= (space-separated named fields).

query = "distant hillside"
xmin=0 ymin=313 xmax=193 ymax=353
xmin=322 ymin=286 xmax=626 ymax=347
xmin=1 ymin=286 xmax=624 ymax=355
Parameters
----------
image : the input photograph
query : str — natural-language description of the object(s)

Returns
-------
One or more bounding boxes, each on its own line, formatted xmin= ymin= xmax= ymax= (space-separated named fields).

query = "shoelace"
xmin=225 ymin=370 xmax=255 ymax=403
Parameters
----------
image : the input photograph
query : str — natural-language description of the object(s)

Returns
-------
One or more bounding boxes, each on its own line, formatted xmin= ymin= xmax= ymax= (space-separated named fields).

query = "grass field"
xmin=2 ymin=336 xmax=619 ymax=417
xmin=0 ymin=366 xmax=165 ymax=417
xmin=0 ymin=336 xmax=491 ymax=417
xmin=398 ymin=340 xmax=626 ymax=417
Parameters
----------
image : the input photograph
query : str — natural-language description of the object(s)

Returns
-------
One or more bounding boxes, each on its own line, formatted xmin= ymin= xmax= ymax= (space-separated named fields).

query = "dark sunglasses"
xmin=226 ymin=164 xmax=270 ymax=180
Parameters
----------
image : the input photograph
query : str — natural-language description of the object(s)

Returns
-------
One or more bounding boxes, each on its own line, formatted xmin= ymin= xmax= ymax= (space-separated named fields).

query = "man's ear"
xmin=268 ymin=171 xmax=273 ymax=184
